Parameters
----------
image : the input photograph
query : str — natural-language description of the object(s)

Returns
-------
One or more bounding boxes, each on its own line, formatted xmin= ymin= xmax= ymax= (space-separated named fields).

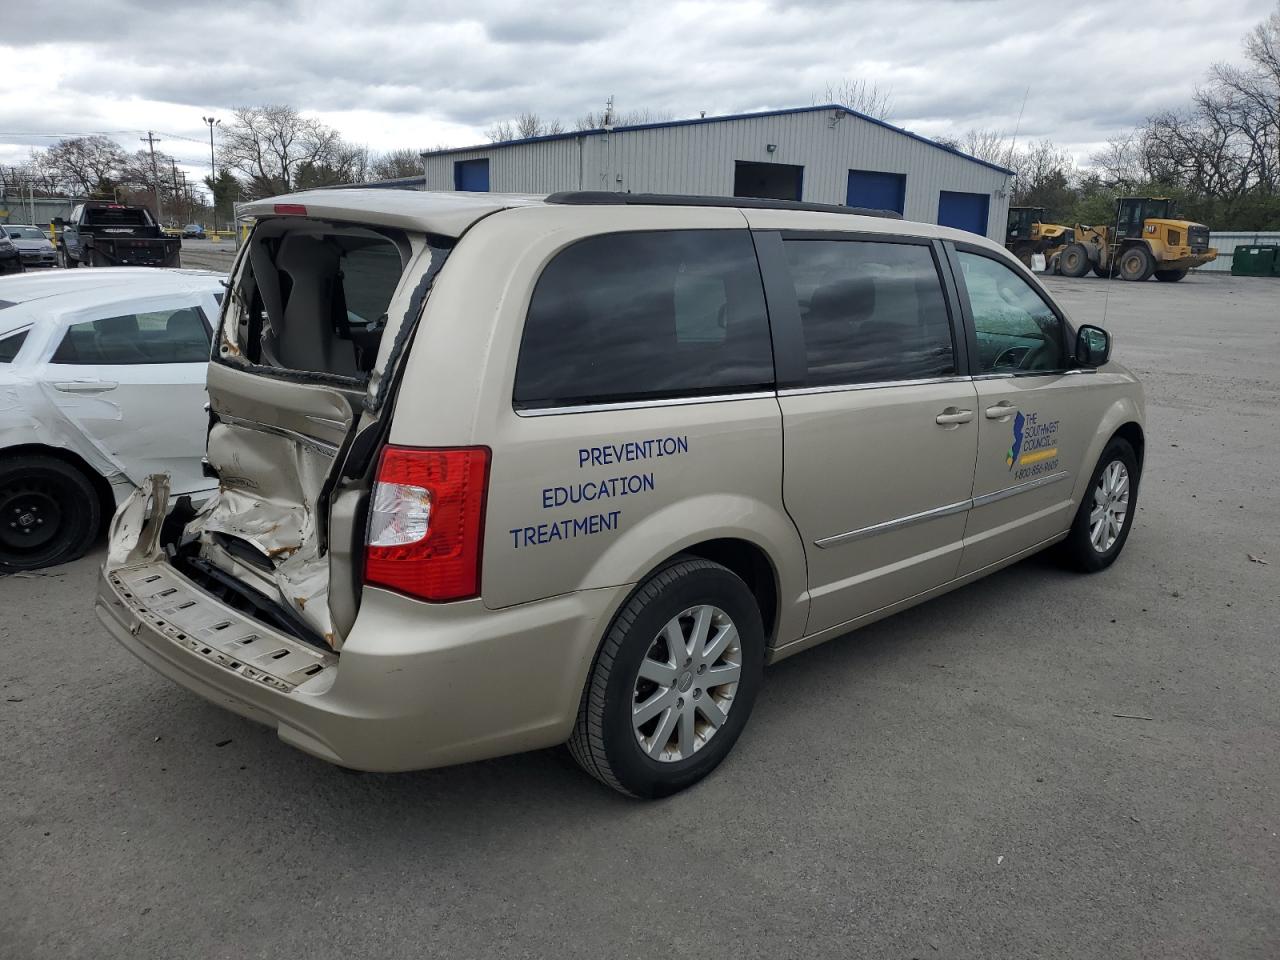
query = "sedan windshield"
xmin=4 ymin=226 xmax=45 ymax=240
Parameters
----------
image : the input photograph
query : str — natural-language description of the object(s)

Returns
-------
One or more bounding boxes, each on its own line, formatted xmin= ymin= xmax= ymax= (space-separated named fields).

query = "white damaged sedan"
xmin=0 ymin=268 xmax=223 ymax=569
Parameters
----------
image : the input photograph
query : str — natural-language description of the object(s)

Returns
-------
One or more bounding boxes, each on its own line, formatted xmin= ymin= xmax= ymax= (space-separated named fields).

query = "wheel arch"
xmin=1069 ymin=396 xmax=1146 ymax=507
xmin=1111 ymin=421 xmax=1145 ymax=472
xmin=666 ymin=538 xmax=781 ymax=647
xmin=0 ymin=442 xmax=118 ymax=537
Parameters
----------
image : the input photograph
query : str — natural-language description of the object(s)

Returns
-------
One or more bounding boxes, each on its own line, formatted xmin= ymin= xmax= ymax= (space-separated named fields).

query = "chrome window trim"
xmin=514 ymin=390 xmax=777 ymax=417
xmin=778 ymin=375 xmax=972 ymax=398
xmin=215 ymin=413 xmax=341 ymax=456
xmin=814 ymin=469 xmax=1071 ymax=548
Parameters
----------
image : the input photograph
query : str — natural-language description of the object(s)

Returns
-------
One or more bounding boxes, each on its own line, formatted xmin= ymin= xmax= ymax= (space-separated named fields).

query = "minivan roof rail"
xmin=544 ymin=192 xmax=903 ymax=219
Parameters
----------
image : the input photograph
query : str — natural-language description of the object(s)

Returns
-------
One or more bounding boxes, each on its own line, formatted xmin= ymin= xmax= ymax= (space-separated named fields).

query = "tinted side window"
xmin=514 ymin=230 xmax=773 ymax=409
xmin=957 ymin=251 xmax=1065 ymax=373
xmin=782 ymin=239 xmax=955 ymax=386
xmin=0 ymin=329 xmax=28 ymax=363
xmin=51 ymin=307 xmax=210 ymax=365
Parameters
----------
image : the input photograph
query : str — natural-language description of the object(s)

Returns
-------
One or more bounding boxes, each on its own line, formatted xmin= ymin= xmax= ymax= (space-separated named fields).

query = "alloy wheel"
xmin=631 ymin=605 xmax=742 ymax=762
xmin=1089 ymin=460 xmax=1130 ymax=553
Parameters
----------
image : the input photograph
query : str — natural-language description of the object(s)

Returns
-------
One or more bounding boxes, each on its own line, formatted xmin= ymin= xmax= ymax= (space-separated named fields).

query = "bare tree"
xmin=371 ymin=147 xmax=424 ymax=180
xmin=486 ymin=112 xmax=566 ymax=142
xmin=815 ymin=78 xmax=893 ymax=120
xmin=936 ymin=128 xmax=1014 ymax=166
xmin=1009 ymin=139 xmax=1076 ymax=213
xmin=220 ymin=104 xmax=356 ymax=198
xmin=42 ymin=135 xmax=128 ymax=196
xmin=574 ymin=105 xmax=673 ymax=130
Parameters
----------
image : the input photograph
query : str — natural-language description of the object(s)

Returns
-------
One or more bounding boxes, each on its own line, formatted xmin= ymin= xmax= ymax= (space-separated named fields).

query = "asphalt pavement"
xmin=2 ymin=271 xmax=1277 ymax=959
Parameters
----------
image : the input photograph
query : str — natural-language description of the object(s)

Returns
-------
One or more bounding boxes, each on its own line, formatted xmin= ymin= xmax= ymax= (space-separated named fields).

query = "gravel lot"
xmin=2 ymin=271 xmax=1277 ymax=959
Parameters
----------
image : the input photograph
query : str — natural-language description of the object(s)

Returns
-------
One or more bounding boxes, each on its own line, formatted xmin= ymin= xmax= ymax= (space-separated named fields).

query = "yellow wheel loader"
xmin=1052 ymin=197 xmax=1216 ymax=282
xmin=1005 ymin=206 xmax=1072 ymax=268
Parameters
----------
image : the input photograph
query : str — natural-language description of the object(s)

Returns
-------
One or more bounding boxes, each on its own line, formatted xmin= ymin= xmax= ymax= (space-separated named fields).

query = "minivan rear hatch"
xmin=179 ymin=204 xmax=452 ymax=649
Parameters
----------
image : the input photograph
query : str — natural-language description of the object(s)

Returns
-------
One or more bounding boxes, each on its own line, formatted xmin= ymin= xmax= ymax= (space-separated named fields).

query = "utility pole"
xmin=140 ymin=131 xmax=163 ymax=223
xmin=202 ymin=115 xmax=220 ymax=232
xmin=169 ymin=159 xmax=183 ymax=224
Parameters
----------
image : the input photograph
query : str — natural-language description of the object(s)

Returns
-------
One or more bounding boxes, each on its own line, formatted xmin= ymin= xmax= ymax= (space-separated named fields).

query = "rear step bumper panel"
xmin=98 ymin=476 xmax=622 ymax=772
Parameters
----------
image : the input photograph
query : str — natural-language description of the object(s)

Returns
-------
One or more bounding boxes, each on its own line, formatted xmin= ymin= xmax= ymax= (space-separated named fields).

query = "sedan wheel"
xmin=0 ymin=456 xmax=100 ymax=570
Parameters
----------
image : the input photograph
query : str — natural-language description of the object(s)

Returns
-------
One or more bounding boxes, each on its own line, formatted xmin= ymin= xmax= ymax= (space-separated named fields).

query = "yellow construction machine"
xmin=1005 ymin=206 xmax=1072 ymax=268
xmin=1052 ymin=197 xmax=1216 ymax=282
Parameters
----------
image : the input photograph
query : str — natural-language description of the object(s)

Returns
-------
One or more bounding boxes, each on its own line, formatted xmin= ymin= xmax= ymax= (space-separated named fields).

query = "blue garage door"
xmin=847 ymin=169 xmax=905 ymax=214
xmin=454 ymin=158 xmax=490 ymax=192
xmin=937 ymin=190 xmax=990 ymax=235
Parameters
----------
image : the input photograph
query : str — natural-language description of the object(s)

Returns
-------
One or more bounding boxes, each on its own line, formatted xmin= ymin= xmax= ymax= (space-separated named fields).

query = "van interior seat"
xmin=273 ymin=235 xmax=358 ymax=377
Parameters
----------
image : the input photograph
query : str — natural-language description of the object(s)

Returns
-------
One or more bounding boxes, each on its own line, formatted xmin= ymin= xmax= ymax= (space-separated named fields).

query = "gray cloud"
xmin=2 ymin=0 xmax=1275 ymax=166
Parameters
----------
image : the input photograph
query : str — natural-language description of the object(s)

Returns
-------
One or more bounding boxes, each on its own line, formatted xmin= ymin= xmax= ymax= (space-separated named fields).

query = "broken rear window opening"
xmin=222 ymin=219 xmax=412 ymax=381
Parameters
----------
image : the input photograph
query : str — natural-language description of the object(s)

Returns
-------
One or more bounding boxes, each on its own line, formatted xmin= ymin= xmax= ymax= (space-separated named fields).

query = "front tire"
xmin=1059 ymin=243 xmax=1092 ymax=278
xmin=1059 ymin=438 xmax=1139 ymax=573
xmin=1154 ymin=268 xmax=1187 ymax=282
xmin=1118 ymin=245 xmax=1154 ymax=281
xmin=0 ymin=455 xmax=101 ymax=570
xmin=569 ymin=558 xmax=765 ymax=798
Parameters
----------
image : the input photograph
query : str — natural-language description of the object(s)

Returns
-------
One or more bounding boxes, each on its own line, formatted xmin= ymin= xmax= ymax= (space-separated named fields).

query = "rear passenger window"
xmin=782 ymin=240 xmax=955 ymax=386
xmin=50 ymin=307 xmax=210 ymax=365
xmin=0 ymin=329 xmax=28 ymax=362
xmin=514 ymin=231 xmax=774 ymax=409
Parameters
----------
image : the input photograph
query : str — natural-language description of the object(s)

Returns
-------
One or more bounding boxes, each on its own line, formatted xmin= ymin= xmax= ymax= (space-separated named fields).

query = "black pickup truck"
xmin=54 ymin=201 xmax=181 ymax=268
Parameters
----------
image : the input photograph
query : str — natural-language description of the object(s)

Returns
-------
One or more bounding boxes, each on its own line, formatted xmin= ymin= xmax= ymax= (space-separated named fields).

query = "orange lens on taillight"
xmin=363 ymin=445 xmax=490 ymax=602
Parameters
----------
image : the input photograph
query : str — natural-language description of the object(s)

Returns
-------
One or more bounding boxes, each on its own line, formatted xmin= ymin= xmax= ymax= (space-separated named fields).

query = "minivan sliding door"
xmin=759 ymin=231 xmax=978 ymax=636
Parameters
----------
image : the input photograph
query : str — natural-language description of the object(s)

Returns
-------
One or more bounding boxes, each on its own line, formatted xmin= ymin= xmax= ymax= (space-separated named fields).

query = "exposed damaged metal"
xmin=133 ymin=213 xmax=453 ymax=649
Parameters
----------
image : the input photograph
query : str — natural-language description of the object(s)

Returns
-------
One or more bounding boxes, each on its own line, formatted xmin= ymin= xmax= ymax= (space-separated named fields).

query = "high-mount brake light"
xmin=273 ymin=203 xmax=308 ymax=216
xmin=364 ymin=446 xmax=491 ymax=602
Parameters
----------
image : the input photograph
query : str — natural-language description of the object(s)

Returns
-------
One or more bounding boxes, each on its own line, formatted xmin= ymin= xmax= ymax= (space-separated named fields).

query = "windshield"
xmin=4 ymin=226 xmax=44 ymax=240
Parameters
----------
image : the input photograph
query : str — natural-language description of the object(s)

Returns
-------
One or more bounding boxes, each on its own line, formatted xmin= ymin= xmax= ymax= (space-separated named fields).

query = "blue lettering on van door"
xmin=510 ymin=510 xmax=622 ymax=549
xmin=512 ymin=436 xmax=687 ymax=550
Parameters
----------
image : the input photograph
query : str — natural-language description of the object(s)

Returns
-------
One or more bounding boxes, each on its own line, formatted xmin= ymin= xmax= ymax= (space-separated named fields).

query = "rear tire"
xmin=1118 ymin=245 xmax=1154 ymax=282
xmin=1154 ymin=268 xmax=1187 ymax=282
xmin=0 ymin=455 xmax=101 ymax=571
xmin=1059 ymin=243 xmax=1092 ymax=278
xmin=1059 ymin=438 xmax=1139 ymax=573
xmin=568 ymin=558 xmax=765 ymax=798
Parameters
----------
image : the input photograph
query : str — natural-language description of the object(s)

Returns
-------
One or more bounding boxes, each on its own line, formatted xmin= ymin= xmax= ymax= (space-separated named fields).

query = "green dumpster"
xmin=1231 ymin=244 xmax=1279 ymax=277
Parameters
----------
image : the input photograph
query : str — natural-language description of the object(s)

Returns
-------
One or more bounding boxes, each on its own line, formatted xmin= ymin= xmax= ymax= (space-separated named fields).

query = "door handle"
xmin=935 ymin=407 xmax=974 ymax=426
xmin=985 ymin=401 xmax=1018 ymax=420
xmin=53 ymin=380 xmax=118 ymax=394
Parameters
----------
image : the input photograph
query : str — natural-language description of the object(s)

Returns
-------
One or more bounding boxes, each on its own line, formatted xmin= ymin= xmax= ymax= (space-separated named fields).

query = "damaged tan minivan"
xmin=96 ymin=190 xmax=1145 ymax=797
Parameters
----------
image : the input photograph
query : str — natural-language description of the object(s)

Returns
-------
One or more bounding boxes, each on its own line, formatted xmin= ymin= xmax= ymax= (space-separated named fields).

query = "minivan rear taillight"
xmin=364 ymin=446 xmax=490 ymax=602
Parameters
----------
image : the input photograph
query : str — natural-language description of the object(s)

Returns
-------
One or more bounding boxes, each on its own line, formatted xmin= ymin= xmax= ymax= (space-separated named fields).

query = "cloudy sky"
xmin=0 ymin=0 xmax=1274 ymax=187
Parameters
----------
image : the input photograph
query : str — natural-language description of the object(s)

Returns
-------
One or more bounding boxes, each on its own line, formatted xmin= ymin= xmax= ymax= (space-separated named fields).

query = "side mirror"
xmin=1075 ymin=324 xmax=1111 ymax=367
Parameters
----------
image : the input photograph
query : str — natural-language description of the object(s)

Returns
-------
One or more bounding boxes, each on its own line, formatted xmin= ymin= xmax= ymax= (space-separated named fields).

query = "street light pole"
xmin=202 ymin=115 xmax=221 ymax=232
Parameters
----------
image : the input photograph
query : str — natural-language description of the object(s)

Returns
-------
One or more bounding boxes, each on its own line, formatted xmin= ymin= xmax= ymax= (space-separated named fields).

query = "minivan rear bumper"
xmin=96 ymin=479 xmax=622 ymax=772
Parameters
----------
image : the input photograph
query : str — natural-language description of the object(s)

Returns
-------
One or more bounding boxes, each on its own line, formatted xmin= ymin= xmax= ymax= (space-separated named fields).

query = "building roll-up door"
xmin=846 ymin=170 xmax=905 ymax=214
xmin=454 ymin=158 xmax=490 ymax=192
xmin=937 ymin=191 xmax=990 ymax=235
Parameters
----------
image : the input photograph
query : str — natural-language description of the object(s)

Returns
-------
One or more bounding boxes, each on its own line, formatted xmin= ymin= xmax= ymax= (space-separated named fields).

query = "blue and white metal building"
xmin=419 ymin=105 xmax=1014 ymax=242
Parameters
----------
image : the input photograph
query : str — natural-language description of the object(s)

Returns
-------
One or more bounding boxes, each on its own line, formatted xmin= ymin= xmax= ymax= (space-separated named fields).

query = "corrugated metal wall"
xmin=1201 ymin=232 xmax=1280 ymax=272
xmin=424 ymin=109 xmax=1011 ymax=241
